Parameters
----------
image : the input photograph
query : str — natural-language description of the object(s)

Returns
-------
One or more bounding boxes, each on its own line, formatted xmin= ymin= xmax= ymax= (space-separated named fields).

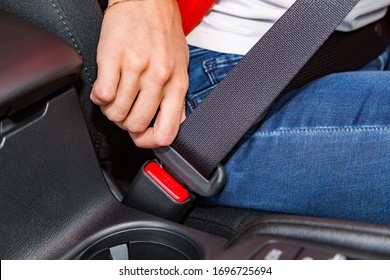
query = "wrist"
xmin=105 ymin=0 xmax=144 ymax=15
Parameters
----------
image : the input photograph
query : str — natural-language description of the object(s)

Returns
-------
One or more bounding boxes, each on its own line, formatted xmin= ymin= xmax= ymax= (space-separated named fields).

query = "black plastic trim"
xmin=0 ymin=9 xmax=82 ymax=116
xmin=228 ymin=215 xmax=390 ymax=258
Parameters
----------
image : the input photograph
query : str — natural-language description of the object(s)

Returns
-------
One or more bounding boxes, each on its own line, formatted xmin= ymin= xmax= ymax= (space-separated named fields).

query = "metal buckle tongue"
xmin=153 ymin=146 xmax=227 ymax=197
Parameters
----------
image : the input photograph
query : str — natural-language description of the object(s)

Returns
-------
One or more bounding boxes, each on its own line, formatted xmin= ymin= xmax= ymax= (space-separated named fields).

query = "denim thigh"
xmin=186 ymin=45 xmax=390 ymax=225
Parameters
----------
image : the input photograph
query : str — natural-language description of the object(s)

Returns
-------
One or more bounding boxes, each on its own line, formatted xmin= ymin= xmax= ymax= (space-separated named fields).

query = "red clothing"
xmin=178 ymin=0 xmax=214 ymax=35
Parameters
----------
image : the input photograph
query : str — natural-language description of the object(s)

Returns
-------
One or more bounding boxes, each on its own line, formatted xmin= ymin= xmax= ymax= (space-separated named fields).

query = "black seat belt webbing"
xmin=170 ymin=0 xmax=360 ymax=179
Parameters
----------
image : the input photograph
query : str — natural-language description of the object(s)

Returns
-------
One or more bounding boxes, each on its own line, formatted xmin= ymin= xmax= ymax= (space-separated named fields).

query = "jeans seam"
xmin=203 ymin=57 xmax=243 ymax=85
xmin=204 ymin=59 xmax=243 ymax=70
xmin=203 ymin=61 xmax=218 ymax=85
xmin=48 ymin=0 xmax=94 ymax=88
xmin=253 ymin=126 xmax=390 ymax=136
xmin=186 ymin=84 xmax=217 ymax=106
xmin=185 ymin=99 xmax=196 ymax=113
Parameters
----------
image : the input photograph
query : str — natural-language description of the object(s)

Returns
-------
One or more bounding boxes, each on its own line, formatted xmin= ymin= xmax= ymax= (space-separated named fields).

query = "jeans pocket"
xmin=186 ymin=50 xmax=243 ymax=115
xmin=203 ymin=54 xmax=243 ymax=84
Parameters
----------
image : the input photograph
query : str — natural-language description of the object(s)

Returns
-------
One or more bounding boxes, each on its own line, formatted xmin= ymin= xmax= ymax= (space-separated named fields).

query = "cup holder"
xmin=80 ymin=228 xmax=203 ymax=260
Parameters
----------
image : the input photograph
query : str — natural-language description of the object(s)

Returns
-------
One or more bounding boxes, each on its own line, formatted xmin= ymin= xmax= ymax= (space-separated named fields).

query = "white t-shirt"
xmin=186 ymin=0 xmax=390 ymax=55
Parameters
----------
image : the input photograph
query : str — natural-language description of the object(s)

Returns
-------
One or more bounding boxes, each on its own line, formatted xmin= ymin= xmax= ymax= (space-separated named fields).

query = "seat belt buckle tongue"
xmin=123 ymin=159 xmax=195 ymax=221
xmin=153 ymin=146 xmax=227 ymax=197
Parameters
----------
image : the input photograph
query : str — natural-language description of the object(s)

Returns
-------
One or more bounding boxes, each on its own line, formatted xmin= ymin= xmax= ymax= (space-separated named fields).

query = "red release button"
xmin=144 ymin=162 xmax=189 ymax=203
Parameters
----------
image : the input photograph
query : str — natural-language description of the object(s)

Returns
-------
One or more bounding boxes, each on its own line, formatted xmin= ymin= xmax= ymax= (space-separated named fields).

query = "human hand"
xmin=90 ymin=0 xmax=189 ymax=148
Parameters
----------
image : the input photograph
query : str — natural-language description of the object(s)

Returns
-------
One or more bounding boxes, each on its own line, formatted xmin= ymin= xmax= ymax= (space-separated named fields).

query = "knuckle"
xmin=131 ymin=137 xmax=146 ymax=149
xmin=155 ymin=133 xmax=175 ymax=147
xmin=95 ymin=54 xmax=104 ymax=67
xmin=91 ymin=86 xmax=113 ymax=104
xmin=105 ymin=109 xmax=127 ymax=123
xmin=97 ymin=45 xmax=119 ymax=64
xmin=152 ymin=65 xmax=172 ymax=84
xmin=96 ymin=55 xmax=105 ymax=67
xmin=127 ymin=55 xmax=148 ymax=73
xmin=131 ymin=139 xmax=142 ymax=148
xmin=175 ymin=78 xmax=189 ymax=94
xmin=126 ymin=122 xmax=148 ymax=134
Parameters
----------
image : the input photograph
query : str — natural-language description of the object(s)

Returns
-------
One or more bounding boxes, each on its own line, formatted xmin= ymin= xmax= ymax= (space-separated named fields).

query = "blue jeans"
xmin=186 ymin=45 xmax=390 ymax=225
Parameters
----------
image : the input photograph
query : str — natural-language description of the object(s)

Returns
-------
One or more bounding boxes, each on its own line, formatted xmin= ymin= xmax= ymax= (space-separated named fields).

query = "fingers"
xmin=90 ymin=57 xmax=120 ymax=106
xmin=122 ymin=89 xmax=162 ymax=134
xmin=129 ymin=95 xmax=186 ymax=149
xmin=129 ymin=77 xmax=188 ymax=148
xmin=92 ymin=58 xmax=189 ymax=148
xmin=94 ymin=56 xmax=188 ymax=148
xmin=101 ymin=72 xmax=139 ymax=123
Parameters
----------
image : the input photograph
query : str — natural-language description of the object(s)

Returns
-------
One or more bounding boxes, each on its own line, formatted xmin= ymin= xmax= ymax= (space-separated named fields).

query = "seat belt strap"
xmin=166 ymin=0 xmax=360 ymax=179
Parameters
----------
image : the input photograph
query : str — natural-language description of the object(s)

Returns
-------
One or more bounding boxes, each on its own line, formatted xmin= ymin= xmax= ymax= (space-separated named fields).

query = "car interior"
xmin=1 ymin=0 xmax=390 ymax=260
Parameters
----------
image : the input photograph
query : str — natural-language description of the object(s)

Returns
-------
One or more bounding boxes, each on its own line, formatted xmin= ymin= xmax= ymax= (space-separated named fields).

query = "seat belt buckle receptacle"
xmin=123 ymin=159 xmax=195 ymax=221
xmin=123 ymin=146 xmax=227 ymax=220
